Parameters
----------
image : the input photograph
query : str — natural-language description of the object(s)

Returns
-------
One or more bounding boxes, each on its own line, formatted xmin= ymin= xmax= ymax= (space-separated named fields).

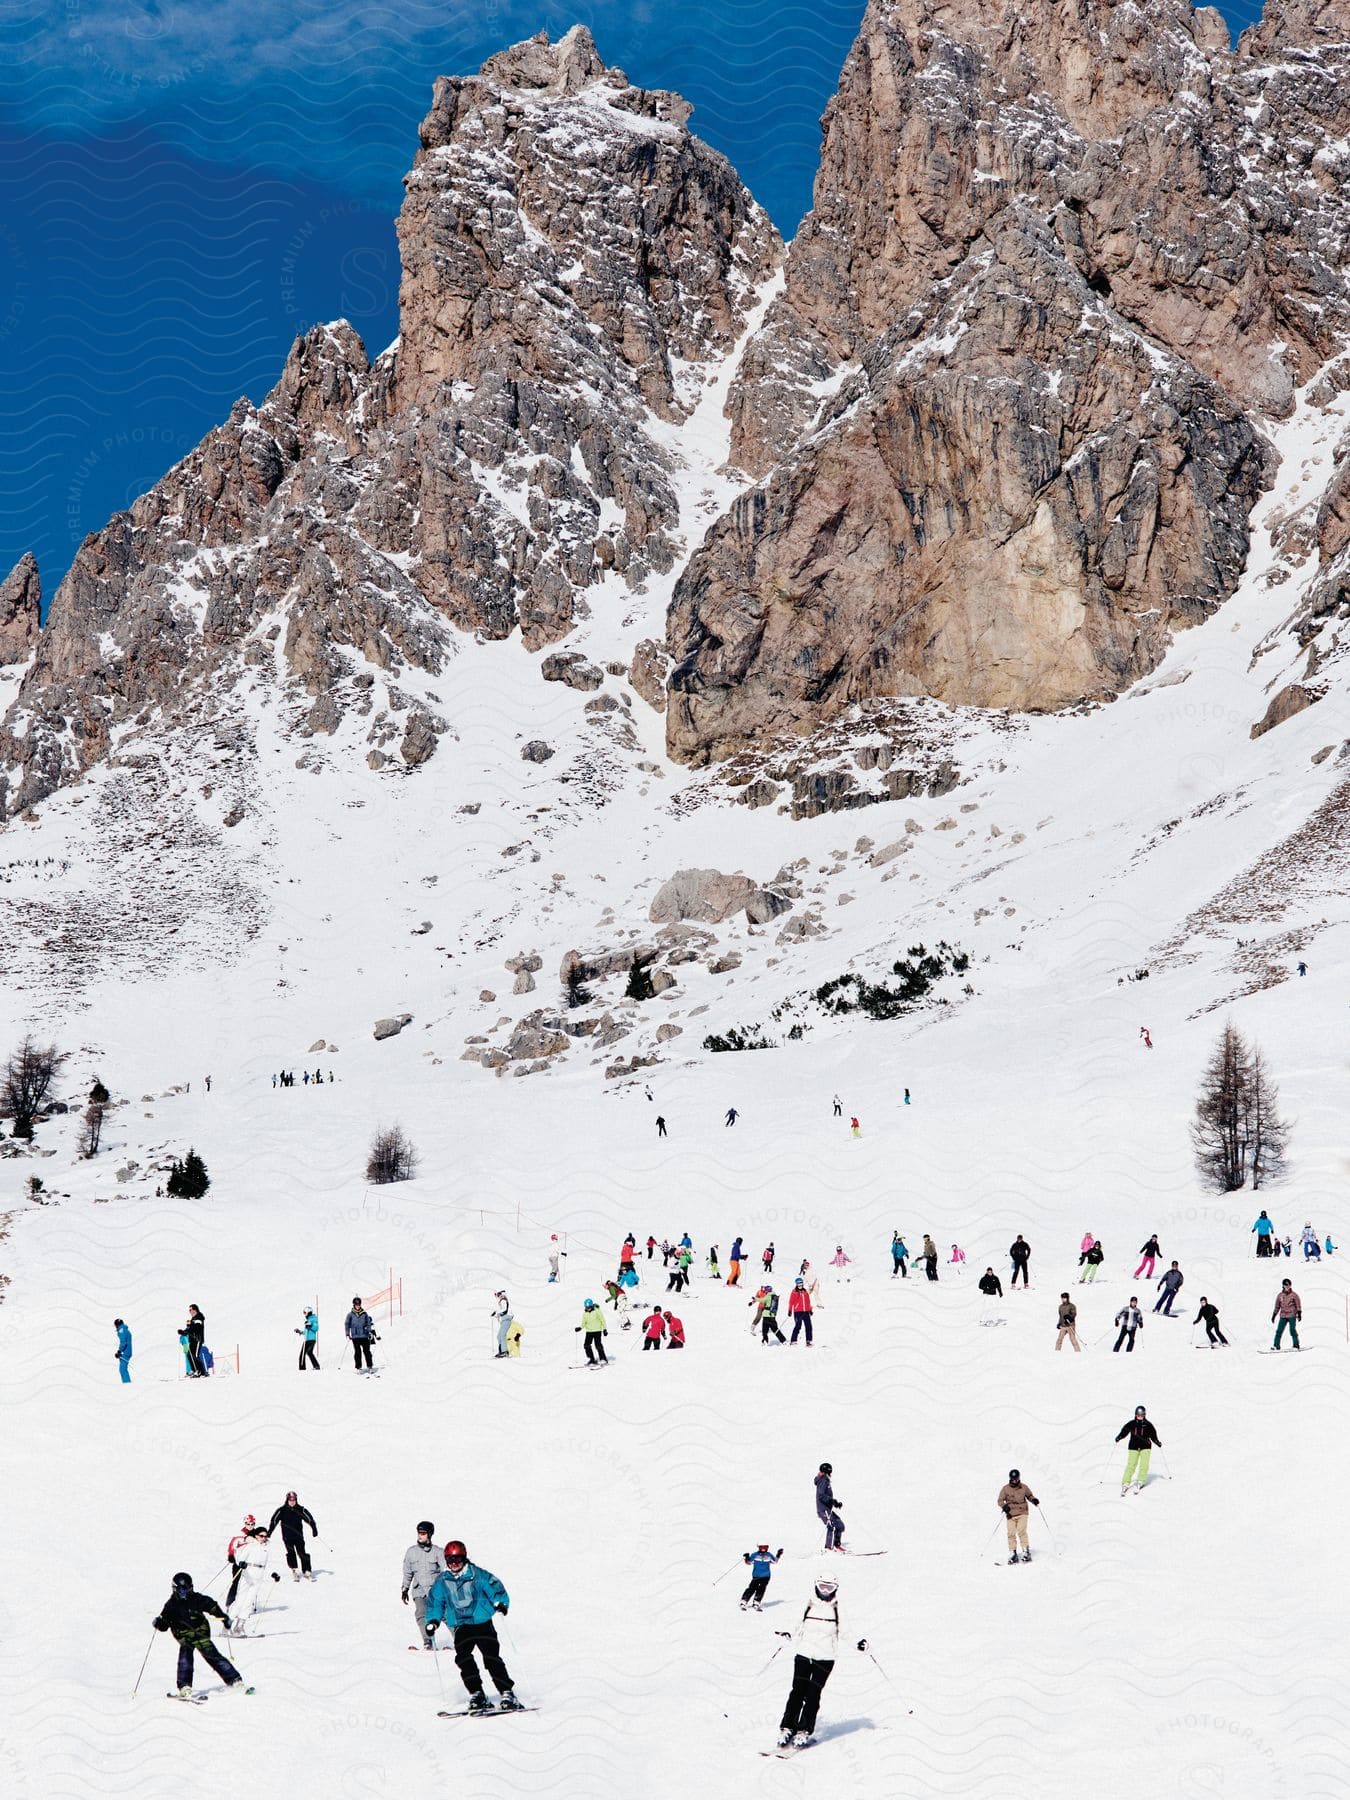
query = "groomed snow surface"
xmin=3 ymin=388 xmax=1350 ymax=1797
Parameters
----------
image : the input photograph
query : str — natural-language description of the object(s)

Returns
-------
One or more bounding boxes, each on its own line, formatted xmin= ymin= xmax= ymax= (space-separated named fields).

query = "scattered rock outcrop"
xmin=649 ymin=867 xmax=792 ymax=926
xmin=373 ymin=1013 xmax=413 ymax=1040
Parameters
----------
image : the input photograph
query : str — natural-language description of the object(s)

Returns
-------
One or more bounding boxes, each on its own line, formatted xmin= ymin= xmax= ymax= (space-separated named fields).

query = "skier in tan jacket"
xmin=996 ymin=1470 xmax=1040 ymax=1563
xmin=1055 ymin=1293 xmax=1081 ymax=1352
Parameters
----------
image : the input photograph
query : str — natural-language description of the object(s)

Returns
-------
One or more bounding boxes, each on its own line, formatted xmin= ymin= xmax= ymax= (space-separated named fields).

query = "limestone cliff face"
xmin=671 ymin=0 xmax=1350 ymax=762
xmin=0 ymin=27 xmax=779 ymax=818
xmin=0 ymin=553 xmax=40 ymax=667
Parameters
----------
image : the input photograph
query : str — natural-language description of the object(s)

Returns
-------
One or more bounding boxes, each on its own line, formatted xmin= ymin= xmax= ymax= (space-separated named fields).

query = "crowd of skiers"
xmin=271 ymin=1068 xmax=334 ymax=1087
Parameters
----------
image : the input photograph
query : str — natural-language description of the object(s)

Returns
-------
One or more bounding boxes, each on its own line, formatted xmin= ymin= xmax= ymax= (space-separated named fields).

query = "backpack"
xmin=199 ymin=1345 xmax=215 ymax=1373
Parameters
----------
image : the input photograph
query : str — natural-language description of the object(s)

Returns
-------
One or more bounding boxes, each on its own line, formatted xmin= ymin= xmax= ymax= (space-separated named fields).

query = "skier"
xmin=1139 ymin=1027 xmax=1152 ymax=1049
xmin=1134 ymin=1235 xmax=1161 ymax=1280
xmin=950 ymin=1243 xmax=966 ymax=1268
xmin=1252 ymin=1210 xmax=1275 ymax=1257
xmin=763 ymin=1243 xmax=775 ymax=1274
xmin=891 ymin=1232 xmax=908 ymax=1278
xmin=492 ymin=1292 xmax=513 ymax=1358
xmin=1078 ymin=1230 xmax=1096 ymax=1267
xmin=1153 ymin=1262 xmax=1184 ymax=1315
xmin=903 ymin=1088 xmax=911 ymax=1106
xmin=602 ymin=1278 xmax=627 ymax=1314
xmin=618 ymin=1238 xmax=636 ymax=1279
xmin=677 ymin=1245 xmax=694 ymax=1287
xmin=295 ymin=1308 xmax=319 ymax=1371
xmin=830 ymin=1245 xmax=852 ymax=1273
xmin=656 ymin=1115 xmax=667 ymax=1138
xmin=182 ymin=1304 xmax=206 ymax=1377
xmin=978 ymin=1268 xmax=1003 ymax=1298
xmin=1009 ymin=1235 xmax=1031 ymax=1287
xmin=815 ymin=1463 xmax=844 ymax=1551
xmin=996 ymin=1469 xmax=1040 ymax=1563
xmin=850 ymin=1117 xmax=861 ymax=1138
xmin=1112 ymin=1297 xmax=1144 ymax=1353
xmin=727 ymin=1237 xmax=744 ymax=1286
xmin=665 ymin=1257 xmax=685 ymax=1295
xmin=424 ymin=1541 xmax=523 ymax=1713
xmin=758 ymin=1288 xmax=786 ymax=1345
xmin=645 ymin=1235 xmax=657 ymax=1261
xmin=1271 ymin=1277 xmax=1302 ymax=1350
xmin=548 ymin=1236 xmax=564 ymax=1282
xmin=1297 ymin=960 xmax=1307 ymax=976
xmin=225 ymin=1514 xmax=258 ymax=1608
xmin=642 ymin=1307 xmax=667 ymax=1350
xmin=777 ymin=1574 xmax=861 ymax=1748
xmin=725 ymin=1107 xmax=738 ymax=1127
xmin=1326 ymin=1235 xmax=1336 ymax=1257
xmin=832 ymin=1094 xmax=842 ymax=1117
xmin=153 ymin=1572 xmax=246 ymax=1698
xmin=922 ymin=1234 xmax=939 ymax=1281
xmin=1301 ymin=1223 xmax=1318 ymax=1260
xmin=1055 ymin=1293 xmax=1081 ymax=1352
xmin=114 ymin=1317 xmax=133 ymax=1383
xmin=268 ymin=1491 xmax=318 ymax=1580
xmin=576 ymin=1298 xmax=608 ymax=1364
xmin=789 ymin=1277 xmax=814 ymax=1346
xmin=740 ymin=1544 xmax=783 ymax=1610
xmin=1193 ymin=1297 xmax=1229 ymax=1347
xmin=663 ymin=1309 xmax=685 ymax=1348
xmin=402 ymin=1520 xmax=441 ymax=1650
xmin=1115 ymin=1406 xmax=1161 ymax=1492
xmin=204 ymin=1074 xmax=212 ymax=1092
xmin=1079 ymin=1240 xmax=1104 ymax=1283
xmin=228 ymin=1527 xmax=277 ymax=1631
xmin=345 ymin=1297 xmax=378 ymax=1371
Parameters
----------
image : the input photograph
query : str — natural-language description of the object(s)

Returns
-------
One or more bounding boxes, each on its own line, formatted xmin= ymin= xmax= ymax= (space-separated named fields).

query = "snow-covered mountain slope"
xmin=2 ymin=377 xmax=1349 ymax=1799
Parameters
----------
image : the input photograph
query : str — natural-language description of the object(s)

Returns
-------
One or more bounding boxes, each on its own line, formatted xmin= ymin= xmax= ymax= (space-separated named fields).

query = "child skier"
xmin=153 ymin=1572 xmax=247 ymax=1697
xmin=740 ymin=1544 xmax=783 ymax=1610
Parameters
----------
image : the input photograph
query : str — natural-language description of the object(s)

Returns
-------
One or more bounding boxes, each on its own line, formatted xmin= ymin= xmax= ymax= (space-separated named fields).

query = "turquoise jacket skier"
xmin=426 ymin=1560 xmax=509 ymax=1629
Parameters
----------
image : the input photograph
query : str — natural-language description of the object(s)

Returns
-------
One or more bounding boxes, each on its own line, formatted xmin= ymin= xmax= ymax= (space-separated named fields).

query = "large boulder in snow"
xmin=373 ymin=1013 xmax=413 ymax=1040
xmin=648 ymin=867 xmax=792 ymax=926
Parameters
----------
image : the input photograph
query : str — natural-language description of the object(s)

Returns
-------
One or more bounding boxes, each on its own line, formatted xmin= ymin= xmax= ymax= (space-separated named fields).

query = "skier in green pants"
xmin=1115 ymin=1406 xmax=1161 ymax=1493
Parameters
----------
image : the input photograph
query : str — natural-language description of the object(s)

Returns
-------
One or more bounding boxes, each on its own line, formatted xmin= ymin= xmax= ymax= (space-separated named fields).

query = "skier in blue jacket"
xmin=114 ymin=1318 xmax=133 ymax=1383
xmin=740 ymin=1544 xmax=783 ymax=1610
xmin=425 ymin=1541 xmax=523 ymax=1713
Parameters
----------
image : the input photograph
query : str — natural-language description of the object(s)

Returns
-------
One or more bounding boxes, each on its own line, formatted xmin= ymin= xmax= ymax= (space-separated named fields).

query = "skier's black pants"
xmin=925 ymin=1256 xmax=938 ymax=1281
xmin=177 ymin=1638 xmax=240 ymax=1691
xmin=1011 ymin=1260 xmax=1029 ymax=1288
xmin=225 ymin=1566 xmax=244 ymax=1609
xmin=761 ymin=1317 xmax=785 ymax=1343
xmin=583 ymin=1331 xmax=607 ymax=1363
xmin=892 ymin=1254 xmax=906 ymax=1277
xmin=818 ymin=1505 xmax=844 ymax=1550
xmin=643 ymin=1336 xmax=661 ymax=1350
xmin=667 ymin=1270 xmax=681 ymax=1291
xmin=1204 ymin=1323 xmax=1228 ymax=1345
xmin=452 ymin=1621 xmax=512 ymax=1696
xmin=781 ymin=1654 xmax=833 ymax=1735
xmin=790 ymin=1314 xmax=813 ymax=1344
xmin=298 ymin=1341 xmax=319 ymax=1370
xmin=742 ymin=1575 xmax=769 ymax=1604
xmin=1113 ymin=1326 xmax=1137 ymax=1352
xmin=352 ymin=1338 xmax=373 ymax=1369
xmin=282 ymin=1531 xmax=311 ymax=1574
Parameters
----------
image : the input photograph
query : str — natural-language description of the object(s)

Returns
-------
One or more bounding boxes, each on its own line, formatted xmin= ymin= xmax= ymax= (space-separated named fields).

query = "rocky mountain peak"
xmin=0 ymin=552 xmax=40 ymax=667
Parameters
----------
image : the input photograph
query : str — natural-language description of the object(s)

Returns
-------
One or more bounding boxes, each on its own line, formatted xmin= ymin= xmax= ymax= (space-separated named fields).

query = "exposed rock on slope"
xmin=0 ymin=27 xmax=779 ymax=819
xmin=669 ymin=0 xmax=1350 ymax=762
xmin=0 ymin=554 xmax=40 ymax=667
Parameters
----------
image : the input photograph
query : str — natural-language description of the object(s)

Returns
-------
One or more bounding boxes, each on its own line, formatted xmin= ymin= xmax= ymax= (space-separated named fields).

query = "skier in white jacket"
xmin=777 ymin=1575 xmax=862 ymax=1748
xmin=228 ymin=1528 xmax=275 ymax=1634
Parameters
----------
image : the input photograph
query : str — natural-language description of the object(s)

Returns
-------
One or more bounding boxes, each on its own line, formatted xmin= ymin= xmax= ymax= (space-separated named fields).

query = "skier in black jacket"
xmin=815 ymin=1464 xmax=845 ymax=1552
xmin=268 ymin=1491 xmax=318 ymax=1579
xmin=978 ymin=1268 xmax=1003 ymax=1297
xmin=1194 ymin=1298 xmax=1229 ymax=1347
xmin=1114 ymin=1406 xmax=1161 ymax=1493
xmin=153 ymin=1572 xmax=245 ymax=1696
xmin=1009 ymin=1237 xmax=1031 ymax=1288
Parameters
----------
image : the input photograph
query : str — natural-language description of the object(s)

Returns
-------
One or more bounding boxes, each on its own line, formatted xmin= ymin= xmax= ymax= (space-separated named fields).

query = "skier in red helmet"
xmin=425 ymin=1541 xmax=524 ymax=1713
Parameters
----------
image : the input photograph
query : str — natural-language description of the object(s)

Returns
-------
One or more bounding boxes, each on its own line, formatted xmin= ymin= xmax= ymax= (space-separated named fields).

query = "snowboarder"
xmin=1115 ymin=1406 xmax=1161 ymax=1491
xmin=656 ymin=1115 xmax=667 ymax=1138
xmin=978 ymin=1268 xmax=1003 ymax=1298
xmin=1134 ymin=1235 xmax=1161 ymax=1280
xmin=268 ymin=1491 xmax=318 ymax=1580
xmin=153 ymin=1572 xmax=246 ymax=1698
xmin=762 ymin=1243 xmax=775 ymax=1273
xmin=740 ymin=1544 xmax=783 ymax=1610
xmin=576 ymin=1299 xmax=608 ymax=1364
xmin=1252 ymin=1210 xmax=1275 ymax=1257
xmin=1009 ymin=1235 xmax=1031 ymax=1287
xmin=891 ymin=1233 xmax=908 ymax=1278
xmin=815 ymin=1463 xmax=844 ymax=1551
xmin=758 ymin=1288 xmax=786 ymax=1344
xmin=228 ymin=1527 xmax=276 ymax=1630
xmin=1153 ymin=1262 xmax=1184 ymax=1315
xmin=402 ymin=1521 xmax=441 ymax=1650
xmin=663 ymin=1309 xmax=685 ymax=1348
xmin=777 ymin=1574 xmax=860 ymax=1748
xmin=1055 ymin=1293 xmax=1080 ymax=1352
xmin=182 ymin=1304 xmax=206 ymax=1377
xmin=642 ymin=1307 xmax=666 ymax=1350
xmin=345 ymin=1297 xmax=378 ymax=1371
xmin=922 ymin=1235 xmax=939 ymax=1281
xmin=1271 ymin=1278 xmax=1302 ymax=1350
xmin=725 ymin=1107 xmax=738 ymax=1127
xmin=1113 ymin=1298 xmax=1144 ymax=1353
xmin=1194 ymin=1297 xmax=1228 ymax=1347
xmin=295 ymin=1308 xmax=319 ymax=1371
xmin=788 ymin=1277 xmax=814 ymax=1345
xmin=996 ymin=1469 xmax=1040 ymax=1563
xmin=114 ymin=1317 xmax=133 ymax=1383
xmin=727 ymin=1237 xmax=744 ymax=1286
xmin=832 ymin=1094 xmax=842 ymax=1117
xmin=492 ymin=1292 xmax=513 ymax=1358
xmin=424 ymin=1541 xmax=523 ymax=1713
xmin=1079 ymin=1240 xmax=1104 ymax=1283
xmin=548 ymin=1236 xmax=564 ymax=1282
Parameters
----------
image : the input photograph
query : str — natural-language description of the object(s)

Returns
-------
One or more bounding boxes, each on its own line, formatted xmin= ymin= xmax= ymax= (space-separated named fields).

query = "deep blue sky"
xmin=0 ymin=0 xmax=1264 ymax=607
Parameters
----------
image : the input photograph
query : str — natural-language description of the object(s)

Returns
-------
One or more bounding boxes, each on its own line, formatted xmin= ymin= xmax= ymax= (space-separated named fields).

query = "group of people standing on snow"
xmin=271 ymin=1069 xmax=333 ymax=1087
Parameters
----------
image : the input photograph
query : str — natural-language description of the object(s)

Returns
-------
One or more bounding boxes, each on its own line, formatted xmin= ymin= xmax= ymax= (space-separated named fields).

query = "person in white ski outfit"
xmin=228 ymin=1528 xmax=274 ymax=1634
xmin=777 ymin=1575 xmax=862 ymax=1748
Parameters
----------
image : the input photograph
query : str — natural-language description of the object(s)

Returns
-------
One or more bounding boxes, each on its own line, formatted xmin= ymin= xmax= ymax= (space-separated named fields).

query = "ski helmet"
xmin=819 ymin=1462 xmax=832 ymax=1475
xmin=417 ymin=1521 xmax=435 ymax=1536
xmin=584 ymin=1297 xmax=596 ymax=1308
xmin=814 ymin=1577 xmax=839 ymax=1600
xmin=444 ymin=1541 xmax=468 ymax=1566
xmin=172 ymin=1572 xmax=193 ymax=1591
xmin=758 ymin=1543 xmax=770 ymax=1551
xmin=1135 ymin=1405 xmax=1146 ymax=1416
xmin=243 ymin=1514 xmax=256 ymax=1528
xmin=352 ymin=1296 xmax=362 ymax=1305
xmin=1009 ymin=1469 xmax=1020 ymax=1481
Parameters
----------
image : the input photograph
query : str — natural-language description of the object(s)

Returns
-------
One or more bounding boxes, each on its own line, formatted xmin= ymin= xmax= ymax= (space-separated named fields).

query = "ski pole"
xmin=1033 ymin=1505 xmax=1059 ymax=1552
xmin=977 ymin=1516 xmax=1002 ymax=1555
xmin=757 ymin=1640 xmax=788 ymax=1677
xmin=1096 ymin=1447 xmax=1120 ymax=1486
xmin=432 ymin=1634 xmax=448 ymax=1707
xmin=712 ymin=1558 xmax=744 ymax=1588
xmin=1158 ymin=1447 xmax=1173 ymax=1480
xmin=131 ymin=1629 xmax=157 ymax=1697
